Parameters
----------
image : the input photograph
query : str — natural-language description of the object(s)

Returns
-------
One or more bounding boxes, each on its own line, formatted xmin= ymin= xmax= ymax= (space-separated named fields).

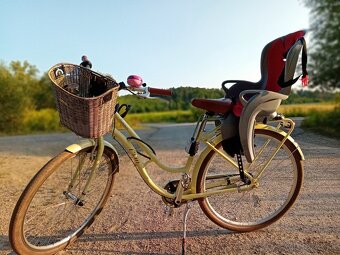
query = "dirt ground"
xmin=0 ymin=123 xmax=340 ymax=255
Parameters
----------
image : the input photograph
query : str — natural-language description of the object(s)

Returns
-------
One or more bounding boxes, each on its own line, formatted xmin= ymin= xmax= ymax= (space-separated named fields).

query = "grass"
xmin=124 ymin=103 xmax=338 ymax=124
xmin=278 ymin=102 xmax=337 ymax=117
xmin=125 ymin=110 xmax=196 ymax=125
xmin=301 ymin=107 xmax=340 ymax=139
xmin=121 ymin=102 xmax=340 ymax=140
xmin=277 ymin=102 xmax=339 ymax=139
xmin=1 ymin=102 xmax=338 ymax=139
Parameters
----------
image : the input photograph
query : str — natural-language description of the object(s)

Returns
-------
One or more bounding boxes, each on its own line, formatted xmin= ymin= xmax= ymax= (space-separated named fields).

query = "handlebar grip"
xmin=148 ymin=87 xmax=172 ymax=96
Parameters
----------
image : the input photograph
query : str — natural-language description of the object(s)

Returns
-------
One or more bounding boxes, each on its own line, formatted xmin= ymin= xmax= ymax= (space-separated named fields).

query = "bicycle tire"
xmin=9 ymin=146 xmax=118 ymax=255
xmin=197 ymin=128 xmax=303 ymax=232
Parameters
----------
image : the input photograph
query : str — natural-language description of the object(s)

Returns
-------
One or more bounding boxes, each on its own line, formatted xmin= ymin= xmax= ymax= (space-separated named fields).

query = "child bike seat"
xmin=239 ymin=90 xmax=288 ymax=162
xmin=221 ymin=30 xmax=308 ymax=162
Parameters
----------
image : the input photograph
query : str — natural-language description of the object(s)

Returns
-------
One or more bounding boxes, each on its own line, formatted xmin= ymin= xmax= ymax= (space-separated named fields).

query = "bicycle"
xmin=9 ymin=72 xmax=304 ymax=254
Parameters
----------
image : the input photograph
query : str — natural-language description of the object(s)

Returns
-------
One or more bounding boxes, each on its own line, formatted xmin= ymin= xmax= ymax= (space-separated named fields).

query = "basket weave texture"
xmin=48 ymin=63 xmax=119 ymax=138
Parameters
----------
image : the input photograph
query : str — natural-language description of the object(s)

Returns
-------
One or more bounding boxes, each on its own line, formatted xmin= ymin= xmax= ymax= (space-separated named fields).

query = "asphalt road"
xmin=0 ymin=120 xmax=340 ymax=254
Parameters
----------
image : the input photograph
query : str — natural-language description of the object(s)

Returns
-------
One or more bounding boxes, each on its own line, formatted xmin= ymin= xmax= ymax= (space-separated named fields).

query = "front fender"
xmin=65 ymin=139 xmax=119 ymax=156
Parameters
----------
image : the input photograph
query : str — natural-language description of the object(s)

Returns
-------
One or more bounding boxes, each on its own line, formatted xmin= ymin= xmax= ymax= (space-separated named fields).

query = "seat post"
xmin=185 ymin=114 xmax=209 ymax=156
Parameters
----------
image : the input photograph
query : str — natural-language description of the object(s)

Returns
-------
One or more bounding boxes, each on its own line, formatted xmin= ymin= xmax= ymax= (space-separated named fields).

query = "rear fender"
xmin=255 ymin=123 xmax=305 ymax=161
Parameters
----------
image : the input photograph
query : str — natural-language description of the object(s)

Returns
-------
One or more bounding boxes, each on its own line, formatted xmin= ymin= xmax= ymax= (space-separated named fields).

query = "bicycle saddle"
xmin=191 ymin=98 xmax=233 ymax=115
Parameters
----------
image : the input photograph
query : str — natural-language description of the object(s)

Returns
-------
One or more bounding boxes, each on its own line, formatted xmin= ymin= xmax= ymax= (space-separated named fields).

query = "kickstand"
xmin=181 ymin=202 xmax=191 ymax=255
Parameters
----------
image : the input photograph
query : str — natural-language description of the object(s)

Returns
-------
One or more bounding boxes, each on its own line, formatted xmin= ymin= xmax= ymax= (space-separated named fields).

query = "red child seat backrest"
xmin=227 ymin=30 xmax=308 ymax=116
xmin=260 ymin=30 xmax=308 ymax=93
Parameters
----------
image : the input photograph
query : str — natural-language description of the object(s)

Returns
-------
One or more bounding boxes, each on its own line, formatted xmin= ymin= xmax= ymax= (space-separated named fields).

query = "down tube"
xmin=114 ymin=112 xmax=193 ymax=173
xmin=112 ymin=129 xmax=175 ymax=199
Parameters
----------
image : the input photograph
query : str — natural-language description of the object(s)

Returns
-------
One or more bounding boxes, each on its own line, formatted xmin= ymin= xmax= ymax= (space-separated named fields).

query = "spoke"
xmin=25 ymin=201 xmax=68 ymax=225
xmin=20 ymin=149 xmax=113 ymax=250
xmin=200 ymin=130 xmax=300 ymax=229
xmin=257 ymin=149 xmax=295 ymax=180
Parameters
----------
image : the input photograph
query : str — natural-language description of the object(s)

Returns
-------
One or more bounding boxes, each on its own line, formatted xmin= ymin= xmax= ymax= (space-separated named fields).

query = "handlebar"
xmin=148 ymin=87 xmax=172 ymax=96
xmin=119 ymin=82 xmax=172 ymax=98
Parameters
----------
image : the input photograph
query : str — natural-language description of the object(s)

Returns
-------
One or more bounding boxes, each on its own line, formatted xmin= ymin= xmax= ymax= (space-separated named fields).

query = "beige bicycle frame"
xmin=112 ymin=112 xmax=255 ymax=202
xmin=66 ymin=111 xmax=303 ymax=204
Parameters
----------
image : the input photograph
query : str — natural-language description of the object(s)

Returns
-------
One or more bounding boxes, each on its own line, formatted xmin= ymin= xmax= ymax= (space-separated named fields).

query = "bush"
xmin=23 ymin=109 xmax=64 ymax=133
xmin=123 ymin=110 xmax=197 ymax=125
xmin=0 ymin=65 xmax=27 ymax=133
xmin=302 ymin=107 xmax=340 ymax=139
xmin=278 ymin=103 xmax=336 ymax=117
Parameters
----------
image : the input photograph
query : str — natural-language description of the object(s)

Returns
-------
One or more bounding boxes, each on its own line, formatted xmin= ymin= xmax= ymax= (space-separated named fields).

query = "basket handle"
xmin=102 ymin=91 xmax=113 ymax=104
xmin=54 ymin=65 xmax=65 ymax=78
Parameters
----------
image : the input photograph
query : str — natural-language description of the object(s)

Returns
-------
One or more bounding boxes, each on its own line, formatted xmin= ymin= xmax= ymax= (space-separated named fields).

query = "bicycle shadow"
xmin=1 ymin=229 xmax=234 ymax=254
xmin=78 ymin=228 xmax=233 ymax=242
xmin=0 ymin=235 xmax=13 ymax=254
xmin=67 ymin=229 xmax=234 ymax=254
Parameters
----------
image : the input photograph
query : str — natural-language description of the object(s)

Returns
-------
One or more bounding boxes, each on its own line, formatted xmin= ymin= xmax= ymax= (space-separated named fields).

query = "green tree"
xmin=170 ymin=87 xmax=224 ymax=110
xmin=8 ymin=60 xmax=40 ymax=110
xmin=33 ymin=73 xmax=56 ymax=110
xmin=0 ymin=62 xmax=27 ymax=133
xmin=0 ymin=60 xmax=55 ymax=133
xmin=304 ymin=0 xmax=340 ymax=89
xmin=9 ymin=60 xmax=38 ymax=80
xmin=118 ymin=86 xmax=224 ymax=113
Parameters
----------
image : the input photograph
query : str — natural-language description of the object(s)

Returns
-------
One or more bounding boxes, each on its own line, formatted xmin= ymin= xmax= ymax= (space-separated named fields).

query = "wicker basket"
xmin=48 ymin=63 xmax=119 ymax=138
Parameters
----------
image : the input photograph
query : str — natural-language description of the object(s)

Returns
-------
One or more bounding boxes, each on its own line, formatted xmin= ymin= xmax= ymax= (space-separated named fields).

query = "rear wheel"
xmin=9 ymin=146 xmax=118 ymax=255
xmin=197 ymin=129 xmax=303 ymax=232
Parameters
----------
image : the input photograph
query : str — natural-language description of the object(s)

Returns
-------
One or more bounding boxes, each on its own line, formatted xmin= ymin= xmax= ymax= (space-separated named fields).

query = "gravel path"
xmin=0 ymin=122 xmax=339 ymax=255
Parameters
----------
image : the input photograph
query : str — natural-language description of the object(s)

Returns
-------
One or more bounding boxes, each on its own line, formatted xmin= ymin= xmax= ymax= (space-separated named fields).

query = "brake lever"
xmin=118 ymin=81 xmax=151 ymax=99
xmin=118 ymin=82 xmax=127 ymax=90
xmin=117 ymin=104 xmax=132 ymax=118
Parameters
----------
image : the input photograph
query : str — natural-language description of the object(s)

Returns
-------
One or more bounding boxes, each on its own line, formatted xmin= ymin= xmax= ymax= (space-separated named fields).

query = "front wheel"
xmin=9 ymin=146 xmax=119 ymax=255
xmin=197 ymin=128 xmax=303 ymax=232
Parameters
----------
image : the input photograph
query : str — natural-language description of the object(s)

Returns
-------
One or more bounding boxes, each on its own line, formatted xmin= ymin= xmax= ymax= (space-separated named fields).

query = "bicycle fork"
xmin=64 ymin=137 xmax=105 ymax=205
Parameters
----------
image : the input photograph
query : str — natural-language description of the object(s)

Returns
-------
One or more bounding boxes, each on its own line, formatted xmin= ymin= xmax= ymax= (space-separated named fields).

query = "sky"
xmin=0 ymin=0 xmax=310 ymax=89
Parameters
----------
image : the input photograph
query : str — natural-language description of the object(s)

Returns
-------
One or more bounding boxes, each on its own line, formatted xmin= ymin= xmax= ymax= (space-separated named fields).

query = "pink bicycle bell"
xmin=127 ymin=75 xmax=143 ymax=88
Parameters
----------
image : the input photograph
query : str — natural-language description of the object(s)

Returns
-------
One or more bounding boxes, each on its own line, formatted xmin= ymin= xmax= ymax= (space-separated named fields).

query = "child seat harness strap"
xmin=278 ymin=37 xmax=308 ymax=88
